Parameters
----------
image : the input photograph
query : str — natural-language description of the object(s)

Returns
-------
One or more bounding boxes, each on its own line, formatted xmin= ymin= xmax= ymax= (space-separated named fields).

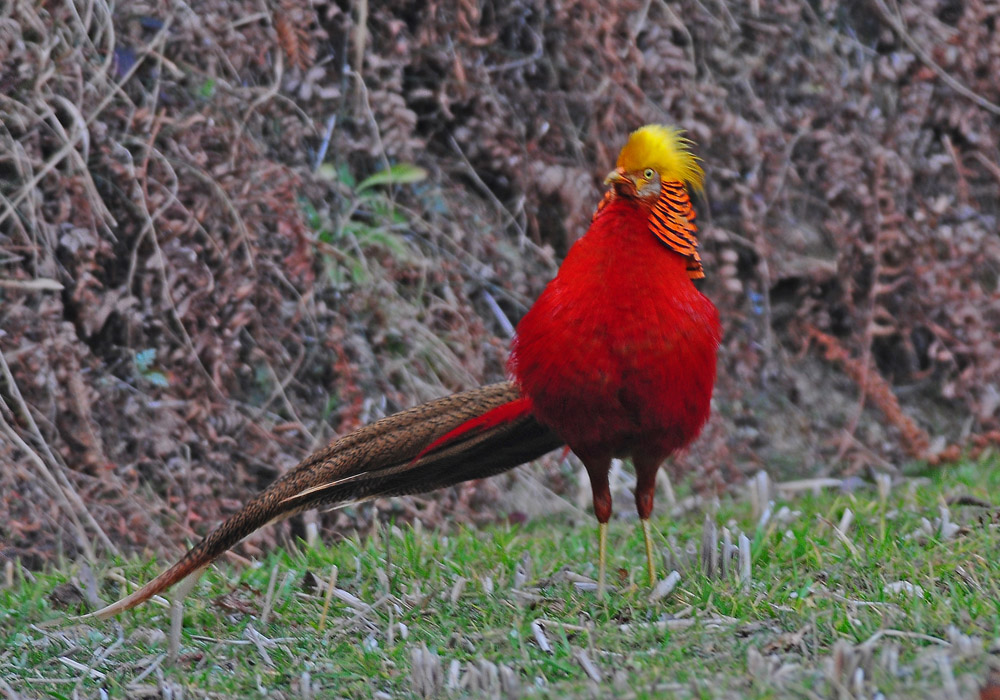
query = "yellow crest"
xmin=616 ymin=124 xmax=704 ymax=193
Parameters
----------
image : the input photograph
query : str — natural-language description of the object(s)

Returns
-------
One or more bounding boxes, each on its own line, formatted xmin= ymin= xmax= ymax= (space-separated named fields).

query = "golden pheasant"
xmin=85 ymin=124 xmax=718 ymax=618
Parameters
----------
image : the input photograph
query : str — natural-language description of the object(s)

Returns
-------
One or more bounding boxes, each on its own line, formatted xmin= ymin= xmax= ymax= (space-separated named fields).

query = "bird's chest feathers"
xmin=511 ymin=203 xmax=720 ymax=454
xmin=561 ymin=247 xmax=713 ymax=393
xmin=549 ymin=208 xmax=714 ymax=375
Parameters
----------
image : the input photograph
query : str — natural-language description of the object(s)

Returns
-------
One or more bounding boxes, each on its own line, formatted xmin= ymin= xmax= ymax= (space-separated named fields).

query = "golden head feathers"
xmin=616 ymin=125 xmax=704 ymax=193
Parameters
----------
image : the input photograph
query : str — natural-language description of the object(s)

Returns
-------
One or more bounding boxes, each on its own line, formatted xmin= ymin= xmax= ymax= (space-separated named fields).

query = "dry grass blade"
xmin=259 ymin=564 xmax=280 ymax=626
xmin=700 ymin=514 xmax=718 ymax=577
xmin=739 ymin=533 xmax=752 ymax=591
xmin=575 ymin=648 xmax=602 ymax=683
xmin=244 ymin=625 xmax=277 ymax=668
xmin=317 ymin=565 xmax=339 ymax=633
xmin=409 ymin=643 xmax=442 ymax=698
xmin=530 ymin=620 xmax=552 ymax=654
xmin=722 ymin=526 xmax=733 ymax=579
xmin=649 ymin=570 xmax=681 ymax=601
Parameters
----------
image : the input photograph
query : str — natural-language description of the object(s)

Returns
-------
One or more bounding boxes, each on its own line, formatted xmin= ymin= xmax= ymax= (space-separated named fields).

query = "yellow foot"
xmin=641 ymin=518 xmax=656 ymax=586
xmin=597 ymin=521 xmax=608 ymax=595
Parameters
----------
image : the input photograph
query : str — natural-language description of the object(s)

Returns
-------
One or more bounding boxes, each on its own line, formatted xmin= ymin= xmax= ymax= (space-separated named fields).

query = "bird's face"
xmin=604 ymin=167 xmax=662 ymax=205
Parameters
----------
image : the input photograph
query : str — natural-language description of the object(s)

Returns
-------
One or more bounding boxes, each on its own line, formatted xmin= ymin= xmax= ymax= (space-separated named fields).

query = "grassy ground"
xmin=2 ymin=458 xmax=998 ymax=699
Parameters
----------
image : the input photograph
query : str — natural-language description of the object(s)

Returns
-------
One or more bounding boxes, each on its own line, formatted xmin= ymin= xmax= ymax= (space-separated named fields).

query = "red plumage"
xmin=511 ymin=197 xmax=719 ymax=460
xmin=510 ymin=195 xmax=720 ymax=526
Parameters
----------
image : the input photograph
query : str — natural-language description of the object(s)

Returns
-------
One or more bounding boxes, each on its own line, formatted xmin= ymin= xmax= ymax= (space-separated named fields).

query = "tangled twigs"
xmin=806 ymin=326 xmax=963 ymax=465
xmin=869 ymin=0 xmax=1000 ymax=117
xmin=0 ymin=348 xmax=114 ymax=559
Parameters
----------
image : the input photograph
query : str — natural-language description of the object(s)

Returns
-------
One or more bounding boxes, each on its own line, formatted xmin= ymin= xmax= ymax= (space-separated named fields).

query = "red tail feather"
xmin=415 ymin=396 xmax=537 ymax=461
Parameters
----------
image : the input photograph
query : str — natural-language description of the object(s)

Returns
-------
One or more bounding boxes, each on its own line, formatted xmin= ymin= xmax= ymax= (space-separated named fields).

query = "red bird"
xmin=509 ymin=125 xmax=720 ymax=589
xmin=85 ymin=125 xmax=719 ymax=618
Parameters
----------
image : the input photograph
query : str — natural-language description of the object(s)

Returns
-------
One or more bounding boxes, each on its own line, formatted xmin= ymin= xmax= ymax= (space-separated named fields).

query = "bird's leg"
xmin=633 ymin=455 xmax=663 ymax=586
xmin=640 ymin=518 xmax=655 ymax=586
xmin=582 ymin=454 xmax=613 ymax=595
xmin=598 ymin=520 xmax=608 ymax=594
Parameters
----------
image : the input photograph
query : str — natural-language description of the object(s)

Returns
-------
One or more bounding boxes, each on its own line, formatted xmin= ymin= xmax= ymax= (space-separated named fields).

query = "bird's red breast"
xmin=508 ymin=195 xmax=720 ymax=462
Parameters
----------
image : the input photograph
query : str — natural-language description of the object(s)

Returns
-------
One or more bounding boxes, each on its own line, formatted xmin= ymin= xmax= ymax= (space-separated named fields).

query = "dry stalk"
xmin=0 ymin=349 xmax=112 ymax=558
xmin=807 ymin=326 xmax=935 ymax=461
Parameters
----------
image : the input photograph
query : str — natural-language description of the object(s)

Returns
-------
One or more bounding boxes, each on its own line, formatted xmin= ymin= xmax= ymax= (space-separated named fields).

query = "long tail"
xmin=83 ymin=382 xmax=563 ymax=619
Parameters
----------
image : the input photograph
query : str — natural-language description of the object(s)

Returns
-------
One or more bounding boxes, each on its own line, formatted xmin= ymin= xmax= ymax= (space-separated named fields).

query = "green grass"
xmin=3 ymin=458 xmax=999 ymax=699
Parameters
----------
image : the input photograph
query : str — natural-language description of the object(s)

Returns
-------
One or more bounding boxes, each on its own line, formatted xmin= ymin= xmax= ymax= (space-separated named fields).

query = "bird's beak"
xmin=604 ymin=168 xmax=636 ymax=196
xmin=604 ymin=168 xmax=629 ymax=187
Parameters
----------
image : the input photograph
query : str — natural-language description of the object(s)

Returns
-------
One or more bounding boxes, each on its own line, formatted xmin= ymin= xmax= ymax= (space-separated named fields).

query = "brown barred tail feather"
xmin=83 ymin=382 xmax=562 ymax=619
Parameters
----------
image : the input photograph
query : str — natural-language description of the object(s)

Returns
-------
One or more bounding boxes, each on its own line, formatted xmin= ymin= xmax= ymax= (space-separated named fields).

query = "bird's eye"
xmin=643 ymin=168 xmax=655 ymax=180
